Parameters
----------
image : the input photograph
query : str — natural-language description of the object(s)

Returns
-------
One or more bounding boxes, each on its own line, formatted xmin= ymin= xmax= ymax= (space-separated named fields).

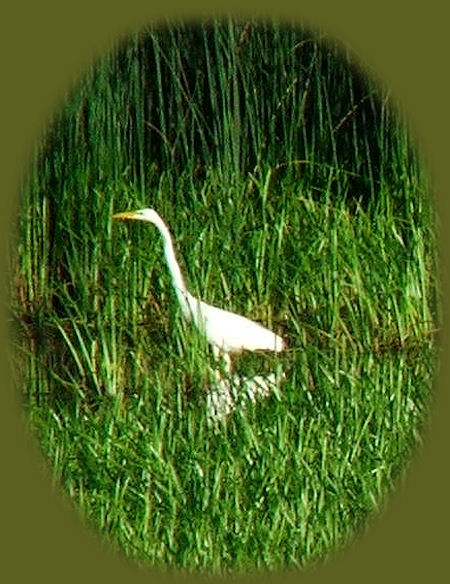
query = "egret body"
xmin=113 ymin=208 xmax=285 ymax=365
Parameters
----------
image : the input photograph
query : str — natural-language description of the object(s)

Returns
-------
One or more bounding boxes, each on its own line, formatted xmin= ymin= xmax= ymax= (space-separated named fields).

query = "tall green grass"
xmin=9 ymin=20 xmax=439 ymax=575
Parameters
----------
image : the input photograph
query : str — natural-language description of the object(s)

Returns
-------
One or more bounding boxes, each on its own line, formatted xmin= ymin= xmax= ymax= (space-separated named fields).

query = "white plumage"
xmin=113 ymin=208 xmax=285 ymax=363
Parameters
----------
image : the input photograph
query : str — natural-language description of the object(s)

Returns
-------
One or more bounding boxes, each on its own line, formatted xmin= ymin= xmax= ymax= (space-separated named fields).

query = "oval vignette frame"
xmin=1 ymin=2 xmax=448 ymax=583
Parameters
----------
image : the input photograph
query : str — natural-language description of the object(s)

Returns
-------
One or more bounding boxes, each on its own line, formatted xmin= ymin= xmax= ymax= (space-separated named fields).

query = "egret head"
xmin=113 ymin=208 xmax=161 ymax=225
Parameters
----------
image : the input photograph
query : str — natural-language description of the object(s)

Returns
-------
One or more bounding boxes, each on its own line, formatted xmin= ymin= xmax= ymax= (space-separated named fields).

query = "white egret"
xmin=112 ymin=208 xmax=285 ymax=369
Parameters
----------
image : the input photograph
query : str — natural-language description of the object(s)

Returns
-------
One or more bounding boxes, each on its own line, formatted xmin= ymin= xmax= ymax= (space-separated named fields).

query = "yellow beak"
xmin=112 ymin=211 xmax=141 ymax=221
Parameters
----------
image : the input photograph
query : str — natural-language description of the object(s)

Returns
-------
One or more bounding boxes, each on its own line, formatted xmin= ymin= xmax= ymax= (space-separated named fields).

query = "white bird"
xmin=112 ymin=208 xmax=285 ymax=369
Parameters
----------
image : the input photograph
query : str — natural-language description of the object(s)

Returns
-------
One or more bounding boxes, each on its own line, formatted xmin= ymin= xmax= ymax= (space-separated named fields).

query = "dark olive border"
xmin=1 ymin=2 xmax=448 ymax=583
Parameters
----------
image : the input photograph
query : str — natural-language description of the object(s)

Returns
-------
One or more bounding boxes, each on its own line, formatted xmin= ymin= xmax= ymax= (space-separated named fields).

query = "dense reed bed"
xmin=9 ymin=20 xmax=439 ymax=574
